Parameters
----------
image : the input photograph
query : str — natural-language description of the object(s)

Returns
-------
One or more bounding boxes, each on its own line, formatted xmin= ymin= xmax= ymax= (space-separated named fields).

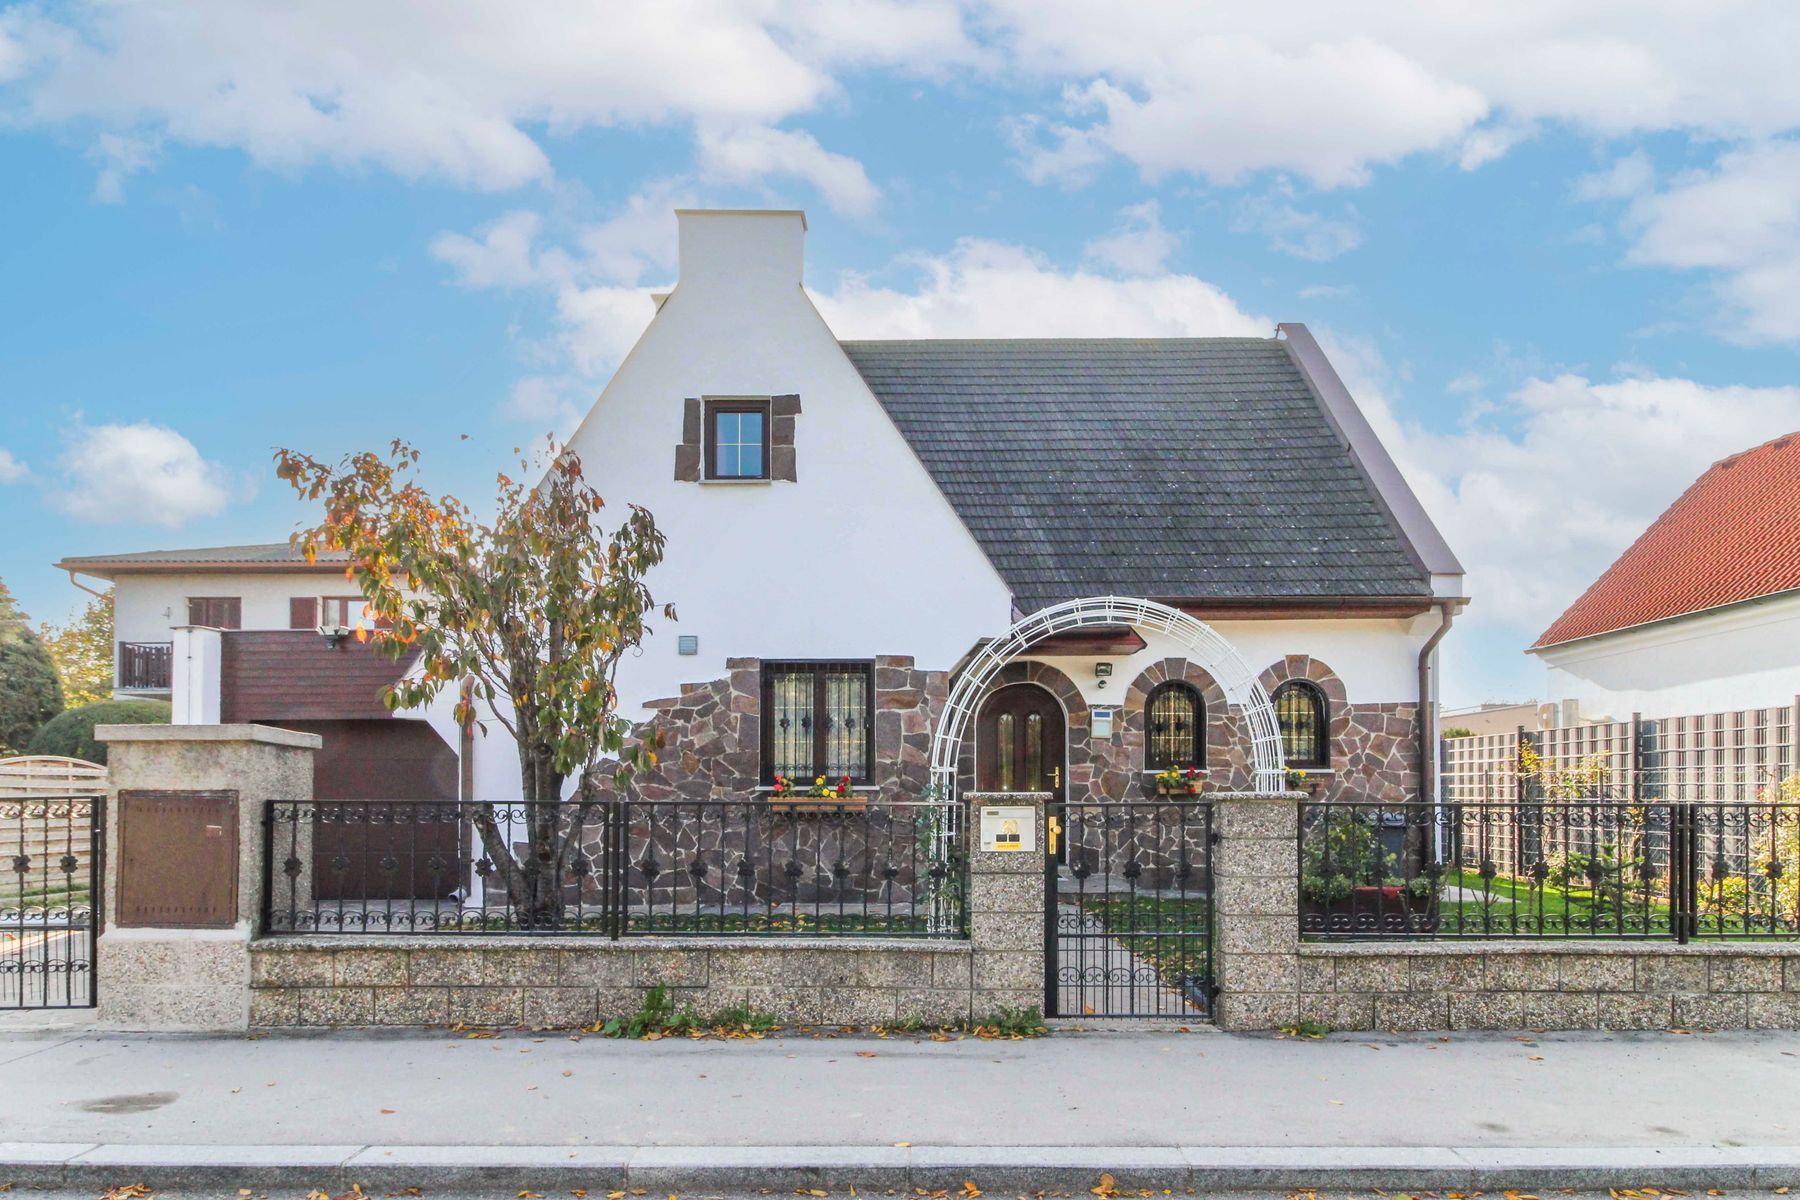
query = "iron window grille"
xmin=704 ymin=398 xmax=771 ymax=480
xmin=762 ymin=661 xmax=875 ymax=785
xmin=1273 ymin=680 xmax=1330 ymax=768
xmin=1145 ymin=681 xmax=1205 ymax=770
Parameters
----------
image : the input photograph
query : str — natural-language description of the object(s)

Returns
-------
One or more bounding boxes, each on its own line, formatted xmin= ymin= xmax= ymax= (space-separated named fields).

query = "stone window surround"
xmin=674 ymin=393 xmax=800 ymax=482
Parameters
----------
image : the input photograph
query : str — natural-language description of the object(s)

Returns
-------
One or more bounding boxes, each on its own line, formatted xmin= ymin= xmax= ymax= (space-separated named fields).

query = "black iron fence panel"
xmin=2 ymin=796 xmax=101 ymax=1009
xmin=1299 ymin=798 xmax=1800 ymax=941
xmin=1049 ymin=798 xmax=1213 ymax=1018
xmin=263 ymin=798 xmax=966 ymax=938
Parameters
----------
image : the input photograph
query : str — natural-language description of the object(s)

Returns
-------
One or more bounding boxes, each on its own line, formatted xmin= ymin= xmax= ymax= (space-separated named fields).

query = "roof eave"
xmin=1528 ymin=585 xmax=1800 ymax=654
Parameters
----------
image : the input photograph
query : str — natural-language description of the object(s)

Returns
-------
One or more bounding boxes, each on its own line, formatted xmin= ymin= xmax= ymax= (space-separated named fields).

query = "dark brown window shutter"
xmin=187 ymin=596 xmax=243 ymax=629
xmin=289 ymin=597 xmax=318 ymax=629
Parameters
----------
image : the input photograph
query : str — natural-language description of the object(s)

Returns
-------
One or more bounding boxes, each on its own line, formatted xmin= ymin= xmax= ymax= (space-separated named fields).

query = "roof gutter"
xmin=1417 ymin=599 xmax=1457 ymax=805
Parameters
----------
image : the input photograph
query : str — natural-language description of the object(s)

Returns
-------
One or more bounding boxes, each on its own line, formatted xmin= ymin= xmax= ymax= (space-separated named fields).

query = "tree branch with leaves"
xmin=274 ymin=439 xmax=674 ymax=927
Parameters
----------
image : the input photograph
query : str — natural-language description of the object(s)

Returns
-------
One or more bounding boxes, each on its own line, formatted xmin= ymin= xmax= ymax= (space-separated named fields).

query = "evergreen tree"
xmin=0 ymin=578 xmax=65 ymax=756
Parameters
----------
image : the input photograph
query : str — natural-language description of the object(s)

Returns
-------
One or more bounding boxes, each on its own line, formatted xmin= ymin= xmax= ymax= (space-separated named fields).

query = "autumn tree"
xmin=274 ymin=439 xmax=673 ymax=926
xmin=0 ymin=578 xmax=64 ymax=756
xmin=41 ymin=590 xmax=114 ymax=707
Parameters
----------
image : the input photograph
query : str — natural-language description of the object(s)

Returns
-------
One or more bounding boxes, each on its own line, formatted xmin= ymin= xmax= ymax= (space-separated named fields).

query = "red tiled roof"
xmin=1532 ymin=431 xmax=1800 ymax=649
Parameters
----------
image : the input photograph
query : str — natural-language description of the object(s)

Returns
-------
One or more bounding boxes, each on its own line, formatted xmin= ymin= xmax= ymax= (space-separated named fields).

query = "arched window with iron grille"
xmin=1272 ymin=680 xmax=1330 ymax=768
xmin=1144 ymin=682 xmax=1204 ymax=770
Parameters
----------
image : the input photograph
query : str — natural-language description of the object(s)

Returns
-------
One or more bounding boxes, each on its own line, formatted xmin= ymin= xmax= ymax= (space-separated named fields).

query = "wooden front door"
xmin=976 ymin=684 xmax=1066 ymax=795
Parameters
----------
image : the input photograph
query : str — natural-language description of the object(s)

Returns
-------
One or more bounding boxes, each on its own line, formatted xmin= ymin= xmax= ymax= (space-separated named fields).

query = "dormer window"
xmin=705 ymin=399 xmax=770 ymax=480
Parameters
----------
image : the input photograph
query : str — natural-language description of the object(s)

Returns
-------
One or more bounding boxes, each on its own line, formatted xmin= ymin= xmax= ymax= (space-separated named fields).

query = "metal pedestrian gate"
xmin=1046 ymin=797 xmax=1214 ymax=1018
xmin=2 ymin=795 xmax=102 ymax=1009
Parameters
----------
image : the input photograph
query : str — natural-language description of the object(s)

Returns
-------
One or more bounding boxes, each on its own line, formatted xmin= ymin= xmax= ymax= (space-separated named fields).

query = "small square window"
xmin=705 ymin=399 xmax=770 ymax=480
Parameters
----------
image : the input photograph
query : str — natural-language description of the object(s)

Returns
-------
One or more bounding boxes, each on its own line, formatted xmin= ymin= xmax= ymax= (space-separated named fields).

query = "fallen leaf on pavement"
xmin=857 ymin=1051 xmax=878 ymax=1058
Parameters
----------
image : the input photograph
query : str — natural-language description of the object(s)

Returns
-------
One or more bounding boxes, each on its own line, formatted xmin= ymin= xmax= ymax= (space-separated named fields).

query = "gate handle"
xmin=1050 ymin=766 xmax=1062 ymax=789
xmin=1047 ymin=815 xmax=1061 ymax=855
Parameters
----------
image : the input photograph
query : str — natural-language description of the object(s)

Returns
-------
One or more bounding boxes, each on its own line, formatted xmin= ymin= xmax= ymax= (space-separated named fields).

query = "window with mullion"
xmin=1144 ymin=682 xmax=1204 ymax=770
xmin=1273 ymin=681 xmax=1330 ymax=768
xmin=705 ymin=400 xmax=770 ymax=480
xmin=762 ymin=662 xmax=873 ymax=785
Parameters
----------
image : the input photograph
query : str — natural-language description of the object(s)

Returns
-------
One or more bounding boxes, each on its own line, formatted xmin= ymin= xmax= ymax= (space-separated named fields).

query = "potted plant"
xmin=1154 ymin=765 xmax=1203 ymax=796
xmin=771 ymin=773 xmax=863 ymax=813
xmin=1286 ymin=768 xmax=1325 ymax=794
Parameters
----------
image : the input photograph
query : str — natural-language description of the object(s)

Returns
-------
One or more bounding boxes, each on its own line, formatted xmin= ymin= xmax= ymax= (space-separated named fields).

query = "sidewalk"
xmin=4 ymin=1026 xmax=1800 ymax=1192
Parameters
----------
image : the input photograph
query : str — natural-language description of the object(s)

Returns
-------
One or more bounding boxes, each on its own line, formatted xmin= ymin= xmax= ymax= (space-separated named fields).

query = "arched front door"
xmin=975 ymin=683 xmax=1065 ymax=796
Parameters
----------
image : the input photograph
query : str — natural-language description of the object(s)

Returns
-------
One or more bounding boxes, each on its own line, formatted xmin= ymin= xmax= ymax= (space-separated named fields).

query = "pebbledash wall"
xmin=1299 ymin=943 xmax=1800 ymax=1031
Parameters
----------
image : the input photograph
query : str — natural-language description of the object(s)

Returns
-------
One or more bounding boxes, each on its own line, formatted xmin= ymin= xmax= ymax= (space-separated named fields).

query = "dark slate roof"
xmin=840 ymin=337 xmax=1428 ymax=612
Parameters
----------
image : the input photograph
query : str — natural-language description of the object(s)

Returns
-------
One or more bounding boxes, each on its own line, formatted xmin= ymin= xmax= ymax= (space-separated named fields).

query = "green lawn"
xmin=1073 ymin=894 xmax=1212 ymax=993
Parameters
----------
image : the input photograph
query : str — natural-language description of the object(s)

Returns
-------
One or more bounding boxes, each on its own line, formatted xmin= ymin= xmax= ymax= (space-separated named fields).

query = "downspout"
xmin=1416 ymin=600 xmax=1457 ymax=806
xmin=63 ymin=568 xmax=110 ymax=601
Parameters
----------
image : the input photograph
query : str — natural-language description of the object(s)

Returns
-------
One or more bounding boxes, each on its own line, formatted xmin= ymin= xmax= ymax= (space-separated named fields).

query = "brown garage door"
xmin=280 ymin=720 xmax=464 ymax=902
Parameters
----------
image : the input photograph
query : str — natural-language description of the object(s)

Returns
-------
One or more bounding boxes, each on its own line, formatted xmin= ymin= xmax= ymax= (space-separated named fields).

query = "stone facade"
xmin=1300 ymin=942 xmax=1800 ymax=1031
xmin=962 ymin=656 xmax=1418 ymax=807
xmin=566 ymin=655 xmax=949 ymax=913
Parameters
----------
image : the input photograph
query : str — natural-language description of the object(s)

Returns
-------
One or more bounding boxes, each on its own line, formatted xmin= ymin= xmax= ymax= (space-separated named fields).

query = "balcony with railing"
xmin=117 ymin=641 xmax=173 ymax=693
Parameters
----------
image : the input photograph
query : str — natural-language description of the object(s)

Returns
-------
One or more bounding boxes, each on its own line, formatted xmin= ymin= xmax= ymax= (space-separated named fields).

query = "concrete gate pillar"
xmin=94 ymin=724 xmax=319 ymax=1030
xmin=964 ymin=791 xmax=1048 ymax=1019
xmin=1211 ymin=791 xmax=1304 ymax=1031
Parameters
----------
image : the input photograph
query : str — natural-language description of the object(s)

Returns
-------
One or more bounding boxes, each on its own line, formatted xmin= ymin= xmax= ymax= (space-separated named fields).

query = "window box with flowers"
xmin=768 ymin=772 xmax=867 ymax=813
xmin=1152 ymin=766 xmax=1204 ymax=796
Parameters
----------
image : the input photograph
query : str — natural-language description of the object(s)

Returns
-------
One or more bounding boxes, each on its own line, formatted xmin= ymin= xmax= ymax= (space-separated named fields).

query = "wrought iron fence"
xmin=2 ymin=795 xmax=101 ymax=1009
xmin=1299 ymin=798 xmax=1800 ymax=941
xmin=263 ymin=797 xmax=966 ymax=939
xmin=1051 ymin=798 xmax=1213 ymax=1018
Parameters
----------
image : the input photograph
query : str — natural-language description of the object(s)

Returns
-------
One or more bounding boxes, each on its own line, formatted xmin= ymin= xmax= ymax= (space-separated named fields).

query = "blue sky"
xmin=4 ymin=2 xmax=1800 ymax=706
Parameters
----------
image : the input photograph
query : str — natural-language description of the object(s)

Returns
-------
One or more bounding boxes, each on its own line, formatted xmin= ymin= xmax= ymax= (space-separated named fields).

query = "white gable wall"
xmin=564 ymin=211 xmax=1014 ymax=717
xmin=1535 ymin=591 xmax=1800 ymax=722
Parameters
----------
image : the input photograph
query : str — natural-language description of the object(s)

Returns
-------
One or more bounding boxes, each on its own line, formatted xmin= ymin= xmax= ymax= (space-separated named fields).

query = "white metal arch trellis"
xmin=930 ymin=595 xmax=1287 ymax=799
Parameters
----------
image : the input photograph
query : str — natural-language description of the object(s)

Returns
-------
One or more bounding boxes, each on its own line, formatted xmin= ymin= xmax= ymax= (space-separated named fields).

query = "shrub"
xmin=27 ymin=699 xmax=170 ymax=764
xmin=0 ymin=581 xmax=63 ymax=755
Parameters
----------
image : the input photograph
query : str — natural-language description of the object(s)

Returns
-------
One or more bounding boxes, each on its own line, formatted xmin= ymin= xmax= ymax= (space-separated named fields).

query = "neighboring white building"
xmin=57 ymin=208 xmax=1467 ymax=808
xmin=1529 ymin=430 xmax=1800 ymax=723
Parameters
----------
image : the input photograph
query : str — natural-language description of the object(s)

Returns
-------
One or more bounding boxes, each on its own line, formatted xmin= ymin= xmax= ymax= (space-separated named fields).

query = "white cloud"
xmin=504 ymin=376 xmax=585 ymax=431
xmin=1603 ymin=139 xmax=1800 ymax=343
xmin=0 ymin=1 xmax=906 ymax=197
xmin=813 ymin=238 xmax=1270 ymax=339
xmin=1082 ymin=200 xmax=1177 ymax=275
xmin=430 ymin=210 xmax=566 ymax=290
xmin=1574 ymin=150 xmax=1655 ymax=201
xmin=990 ymin=2 xmax=1800 ymax=187
xmin=51 ymin=421 xmax=234 ymax=527
xmin=0 ymin=448 xmax=28 ymax=483
xmin=88 ymin=131 xmax=159 ymax=203
xmin=1334 ymin=348 xmax=1800 ymax=685
xmin=695 ymin=125 xmax=880 ymax=218
xmin=1232 ymin=186 xmax=1362 ymax=261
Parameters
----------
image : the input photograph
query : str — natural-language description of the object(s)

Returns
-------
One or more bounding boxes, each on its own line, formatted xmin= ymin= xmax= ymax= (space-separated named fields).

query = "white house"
xmin=1529 ymin=429 xmax=1800 ymax=723
xmin=57 ymin=208 xmax=1466 ymax=810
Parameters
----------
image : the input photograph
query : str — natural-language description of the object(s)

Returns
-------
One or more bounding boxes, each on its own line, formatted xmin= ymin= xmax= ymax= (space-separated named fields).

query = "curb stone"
xmin=4 ymin=1143 xmax=1800 ymax=1192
